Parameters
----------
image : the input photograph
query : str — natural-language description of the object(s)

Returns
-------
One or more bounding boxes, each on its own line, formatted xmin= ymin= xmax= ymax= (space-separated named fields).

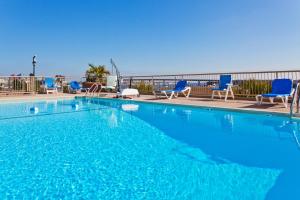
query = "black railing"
xmin=121 ymin=70 xmax=300 ymax=98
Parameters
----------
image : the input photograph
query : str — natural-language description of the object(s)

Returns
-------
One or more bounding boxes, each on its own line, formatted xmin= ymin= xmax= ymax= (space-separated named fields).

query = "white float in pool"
xmin=122 ymin=104 xmax=139 ymax=111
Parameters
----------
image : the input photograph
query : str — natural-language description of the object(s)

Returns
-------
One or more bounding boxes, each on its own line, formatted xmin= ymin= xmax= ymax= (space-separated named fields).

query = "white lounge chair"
xmin=44 ymin=78 xmax=58 ymax=94
xmin=211 ymin=75 xmax=234 ymax=101
xmin=256 ymin=79 xmax=294 ymax=108
xmin=118 ymin=88 xmax=139 ymax=98
xmin=154 ymin=80 xmax=191 ymax=100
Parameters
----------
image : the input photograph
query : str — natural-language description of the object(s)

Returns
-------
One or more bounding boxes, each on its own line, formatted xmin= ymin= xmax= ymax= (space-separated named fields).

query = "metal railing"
xmin=0 ymin=76 xmax=71 ymax=95
xmin=121 ymin=70 xmax=300 ymax=98
xmin=0 ymin=76 xmax=39 ymax=95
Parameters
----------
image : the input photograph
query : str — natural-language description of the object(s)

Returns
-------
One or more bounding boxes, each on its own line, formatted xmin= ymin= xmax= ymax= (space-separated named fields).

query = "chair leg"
xmin=230 ymin=87 xmax=234 ymax=100
xmin=256 ymin=95 xmax=261 ymax=104
xmin=225 ymin=89 xmax=229 ymax=101
xmin=284 ymin=96 xmax=288 ymax=108
xmin=169 ymin=91 xmax=175 ymax=99
xmin=162 ymin=91 xmax=169 ymax=99
xmin=153 ymin=91 xmax=157 ymax=98
xmin=182 ymin=88 xmax=191 ymax=98
xmin=211 ymin=91 xmax=215 ymax=99
xmin=186 ymin=88 xmax=191 ymax=98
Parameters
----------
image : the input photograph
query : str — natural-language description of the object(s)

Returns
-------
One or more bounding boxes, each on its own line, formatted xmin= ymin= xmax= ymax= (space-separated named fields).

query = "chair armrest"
xmin=290 ymin=88 xmax=295 ymax=96
xmin=209 ymin=84 xmax=218 ymax=89
xmin=183 ymin=86 xmax=191 ymax=91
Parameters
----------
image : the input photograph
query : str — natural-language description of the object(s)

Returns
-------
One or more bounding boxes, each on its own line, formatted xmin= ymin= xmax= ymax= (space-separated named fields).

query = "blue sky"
xmin=0 ymin=0 xmax=300 ymax=77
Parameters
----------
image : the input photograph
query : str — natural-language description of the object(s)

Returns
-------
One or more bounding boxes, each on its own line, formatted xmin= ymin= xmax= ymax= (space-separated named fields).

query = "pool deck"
xmin=110 ymin=94 xmax=292 ymax=116
xmin=0 ymin=93 xmax=294 ymax=116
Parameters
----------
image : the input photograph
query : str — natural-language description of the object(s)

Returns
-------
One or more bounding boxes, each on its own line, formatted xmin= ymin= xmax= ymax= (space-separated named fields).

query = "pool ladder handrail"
xmin=85 ymin=83 xmax=102 ymax=96
xmin=110 ymin=58 xmax=121 ymax=93
xmin=290 ymin=82 xmax=300 ymax=117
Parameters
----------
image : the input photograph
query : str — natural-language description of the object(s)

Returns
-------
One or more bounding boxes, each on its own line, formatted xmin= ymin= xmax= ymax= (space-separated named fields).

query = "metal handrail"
xmin=290 ymin=82 xmax=300 ymax=117
xmin=92 ymin=84 xmax=100 ymax=96
xmin=110 ymin=59 xmax=121 ymax=92
xmin=121 ymin=69 xmax=300 ymax=78
xmin=85 ymin=83 xmax=101 ymax=96
xmin=120 ymin=70 xmax=300 ymax=98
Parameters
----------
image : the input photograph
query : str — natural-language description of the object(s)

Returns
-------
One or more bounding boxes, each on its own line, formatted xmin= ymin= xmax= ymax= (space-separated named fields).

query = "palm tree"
xmin=85 ymin=64 xmax=110 ymax=82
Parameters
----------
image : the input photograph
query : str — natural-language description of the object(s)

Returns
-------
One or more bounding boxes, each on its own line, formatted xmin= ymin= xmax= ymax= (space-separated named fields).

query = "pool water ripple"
xmin=0 ymin=98 xmax=298 ymax=199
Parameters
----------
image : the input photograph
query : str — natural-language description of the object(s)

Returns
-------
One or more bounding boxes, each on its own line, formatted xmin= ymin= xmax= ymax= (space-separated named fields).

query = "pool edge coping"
xmin=0 ymin=96 xmax=75 ymax=104
xmin=78 ymin=96 xmax=299 ymax=119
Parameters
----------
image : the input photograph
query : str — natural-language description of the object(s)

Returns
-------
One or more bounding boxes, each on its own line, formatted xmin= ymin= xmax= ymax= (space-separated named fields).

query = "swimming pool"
xmin=0 ymin=97 xmax=299 ymax=199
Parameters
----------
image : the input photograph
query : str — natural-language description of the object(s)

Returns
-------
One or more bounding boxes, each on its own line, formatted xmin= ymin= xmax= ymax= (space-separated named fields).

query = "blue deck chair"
xmin=256 ymin=79 xmax=294 ymax=108
xmin=69 ymin=81 xmax=82 ymax=93
xmin=211 ymin=75 xmax=234 ymax=101
xmin=44 ymin=78 xmax=58 ymax=94
xmin=159 ymin=80 xmax=191 ymax=99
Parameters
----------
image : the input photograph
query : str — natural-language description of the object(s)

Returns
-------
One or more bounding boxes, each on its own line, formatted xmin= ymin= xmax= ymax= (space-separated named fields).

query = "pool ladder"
xmin=85 ymin=83 xmax=102 ymax=96
xmin=290 ymin=82 xmax=300 ymax=117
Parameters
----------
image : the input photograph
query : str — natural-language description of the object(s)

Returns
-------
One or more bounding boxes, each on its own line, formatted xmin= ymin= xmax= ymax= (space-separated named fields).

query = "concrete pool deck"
xmin=0 ymin=93 xmax=295 ymax=116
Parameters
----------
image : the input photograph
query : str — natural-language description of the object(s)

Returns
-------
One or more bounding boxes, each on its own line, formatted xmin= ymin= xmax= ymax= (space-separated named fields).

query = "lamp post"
xmin=32 ymin=55 xmax=37 ymax=76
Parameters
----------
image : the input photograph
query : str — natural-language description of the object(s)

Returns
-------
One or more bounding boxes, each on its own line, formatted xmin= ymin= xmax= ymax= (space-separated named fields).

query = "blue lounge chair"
xmin=44 ymin=78 xmax=58 ymax=94
xmin=69 ymin=81 xmax=82 ymax=93
xmin=158 ymin=80 xmax=191 ymax=99
xmin=256 ymin=79 xmax=294 ymax=108
xmin=211 ymin=75 xmax=234 ymax=101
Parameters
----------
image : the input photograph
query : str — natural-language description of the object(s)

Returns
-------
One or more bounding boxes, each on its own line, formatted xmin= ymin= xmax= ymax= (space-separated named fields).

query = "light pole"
xmin=32 ymin=55 xmax=37 ymax=76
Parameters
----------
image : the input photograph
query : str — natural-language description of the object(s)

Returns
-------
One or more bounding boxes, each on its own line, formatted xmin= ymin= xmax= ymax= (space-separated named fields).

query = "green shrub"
xmin=234 ymin=79 xmax=271 ymax=97
xmin=133 ymin=81 xmax=153 ymax=94
xmin=12 ymin=79 xmax=27 ymax=91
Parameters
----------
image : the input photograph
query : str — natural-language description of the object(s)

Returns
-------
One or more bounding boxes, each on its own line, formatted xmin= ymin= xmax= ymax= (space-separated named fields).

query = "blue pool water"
xmin=0 ymin=97 xmax=299 ymax=199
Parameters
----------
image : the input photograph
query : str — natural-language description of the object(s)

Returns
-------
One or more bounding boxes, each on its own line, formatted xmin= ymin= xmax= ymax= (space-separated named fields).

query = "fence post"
xmin=129 ymin=77 xmax=132 ymax=88
xmin=30 ymin=76 xmax=36 ymax=94
xmin=152 ymin=76 xmax=154 ymax=88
